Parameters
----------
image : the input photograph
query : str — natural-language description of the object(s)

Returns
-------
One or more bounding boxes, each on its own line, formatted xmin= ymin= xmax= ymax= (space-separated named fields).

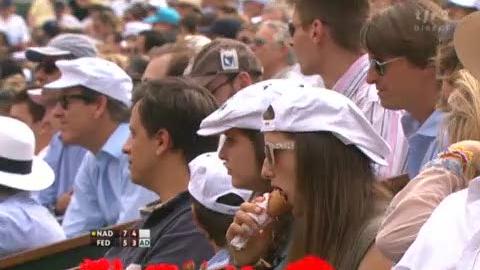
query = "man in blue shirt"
xmin=26 ymin=33 xmax=98 ymax=215
xmin=0 ymin=116 xmax=65 ymax=257
xmin=105 ymin=78 xmax=218 ymax=267
xmin=363 ymin=0 xmax=448 ymax=178
xmin=44 ymin=57 xmax=157 ymax=237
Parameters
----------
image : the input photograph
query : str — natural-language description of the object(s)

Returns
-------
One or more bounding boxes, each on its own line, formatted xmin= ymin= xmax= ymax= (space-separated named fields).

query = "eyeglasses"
xmin=369 ymin=57 xmax=402 ymax=76
xmin=57 ymin=94 xmax=95 ymax=110
xmin=264 ymin=141 xmax=295 ymax=166
xmin=36 ymin=61 xmax=58 ymax=74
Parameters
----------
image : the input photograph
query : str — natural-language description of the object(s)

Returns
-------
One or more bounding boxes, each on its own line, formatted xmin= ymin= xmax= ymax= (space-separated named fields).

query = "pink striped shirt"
xmin=332 ymin=54 xmax=407 ymax=178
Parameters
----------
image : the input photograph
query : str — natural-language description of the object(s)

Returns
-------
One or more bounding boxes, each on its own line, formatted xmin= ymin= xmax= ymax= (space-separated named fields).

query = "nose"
xmin=52 ymin=102 xmax=65 ymax=119
xmin=122 ymin=136 xmax=132 ymax=154
xmin=366 ymin=66 xmax=379 ymax=85
xmin=218 ymin=140 xmax=227 ymax=161
xmin=261 ymin=158 xmax=274 ymax=180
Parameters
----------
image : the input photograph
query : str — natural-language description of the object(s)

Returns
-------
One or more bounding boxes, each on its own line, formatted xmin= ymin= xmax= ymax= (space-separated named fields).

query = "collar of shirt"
xmin=140 ymin=190 xmax=189 ymax=216
xmin=142 ymin=191 xmax=190 ymax=227
xmin=401 ymin=110 xmax=444 ymax=138
xmin=97 ymin=123 xmax=130 ymax=159
xmin=332 ymin=54 xmax=369 ymax=95
xmin=0 ymin=191 xmax=31 ymax=204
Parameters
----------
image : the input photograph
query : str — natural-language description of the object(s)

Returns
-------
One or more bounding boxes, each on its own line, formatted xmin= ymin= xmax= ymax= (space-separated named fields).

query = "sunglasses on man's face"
xmin=264 ymin=141 xmax=295 ymax=167
xmin=57 ymin=94 xmax=95 ymax=110
xmin=288 ymin=22 xmax=296 ymax=37
xmin=369 ymin=57 xmax=402 ymax=76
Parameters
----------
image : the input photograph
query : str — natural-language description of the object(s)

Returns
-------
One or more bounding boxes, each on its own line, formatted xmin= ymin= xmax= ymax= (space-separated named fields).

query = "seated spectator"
xmin=187 ymin=38 xmax=263 ymax=104
xmin=0 ymin=89 xmax=15 ymax=115
xmin=104 ymin=77 xmax=218 ymax=267
xmin=362 ymin=0 xmax=448 ymax=178
xmin=43 ymin=57 xmax=158 ymax=237
xmin=382 ymin=11 xmax=480 ymax=269
xmin=250 ymin=20 xmax=322 ymax=85
xmin=252 ymin=87 xmax=392 ymax=269
xmin=9 ymin=90 xmax=53 ymax=157
xmin=188 ymin=152 xmax=252 ymax=270
xmin=208 ymin=17 xmax=243 ymax=39
xmin=25 ymin=33 xmax=95 ymax=215
xmin=0 ymin=116 xmax=65 ymax=257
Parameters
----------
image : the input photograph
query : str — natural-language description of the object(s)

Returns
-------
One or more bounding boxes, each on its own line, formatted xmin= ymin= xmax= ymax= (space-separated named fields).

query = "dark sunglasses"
xmin=369 ymin=58 xmax=402 ymax=76
xmin=264 ymin=141 xmax=295 ymax=167
xmin=36 ymin=61 xmax=58 ymax=74
xmin=57 ymin=94 xmax=95 ymax=110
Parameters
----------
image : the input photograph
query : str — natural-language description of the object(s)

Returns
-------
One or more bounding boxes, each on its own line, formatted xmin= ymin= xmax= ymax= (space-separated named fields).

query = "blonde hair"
xmin=442 ymin=69 xmax=480 ymax=178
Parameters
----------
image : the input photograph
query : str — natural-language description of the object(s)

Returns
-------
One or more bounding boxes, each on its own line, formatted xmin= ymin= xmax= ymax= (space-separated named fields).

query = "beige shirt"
xmin=376 ymin=165 xmax=469 ymax=262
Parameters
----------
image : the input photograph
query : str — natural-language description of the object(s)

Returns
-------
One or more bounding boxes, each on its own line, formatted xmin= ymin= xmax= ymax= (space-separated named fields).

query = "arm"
xmin=62 ymin=154 xmax=106 ymax=238
xmin=376 ymin=159 xmax=468 ymax=262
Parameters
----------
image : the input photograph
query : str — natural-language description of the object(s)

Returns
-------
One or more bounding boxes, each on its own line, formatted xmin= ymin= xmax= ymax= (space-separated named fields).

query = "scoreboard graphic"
xmin=90 ymin=229 xmax=151 ymax=248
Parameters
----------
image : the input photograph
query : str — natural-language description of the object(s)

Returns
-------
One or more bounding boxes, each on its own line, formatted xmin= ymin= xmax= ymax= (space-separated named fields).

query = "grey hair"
xmin=261 ymin=20 xmax=296 ymax=65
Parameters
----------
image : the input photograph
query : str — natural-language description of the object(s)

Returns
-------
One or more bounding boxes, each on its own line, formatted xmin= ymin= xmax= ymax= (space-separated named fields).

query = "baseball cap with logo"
xmin=186 ymin=38 xmax=263 ymax=87
xmin=261 ymin=87 xmax=391 ymax=166
xmin=198 ymin=79 xmax=302 ymax=136
xmin=43 ymin=57 xmax=133 ymax=107
xmin=26 ymin=34 xmax=98 ymax=62
xmin=188 ymin=152 xmax=252 ymax=215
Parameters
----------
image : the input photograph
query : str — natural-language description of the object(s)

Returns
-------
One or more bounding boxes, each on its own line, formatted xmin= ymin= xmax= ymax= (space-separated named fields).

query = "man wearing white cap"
xmin=26 ymin=33 xmax=98 ymax=216
xmin=0 ymin=116 xmax=65 ymax=257
xmin=188 ymin=152 xmax=252 ymax=270
xmin=43 ymin=57 xmax=157 ymax=237
xmin=104 ymin=77 xmax=218 ymax=267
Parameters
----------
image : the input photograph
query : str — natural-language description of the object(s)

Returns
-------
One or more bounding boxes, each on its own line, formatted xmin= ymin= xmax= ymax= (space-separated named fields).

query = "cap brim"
xmin=144 ymin=16 xmax=159 ymax=24
xmin=454 ymin=11 xmax=480 ymax=80
xmin=0 ymin=157 xmax=54 ymax=191
xmin=26 ymin=47 xmax=72 ymax=62
xmin=43 ymin=75 xmax=81 ymax=90
xmin=197 ymin=125 xmax=230 ymax=136
xmin=27 ymin=88 xmax=46 ymax=105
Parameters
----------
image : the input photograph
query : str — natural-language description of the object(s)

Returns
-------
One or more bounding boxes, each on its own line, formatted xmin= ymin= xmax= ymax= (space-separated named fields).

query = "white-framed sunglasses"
xmin=264 ymin=141 xmax=295 ymax=166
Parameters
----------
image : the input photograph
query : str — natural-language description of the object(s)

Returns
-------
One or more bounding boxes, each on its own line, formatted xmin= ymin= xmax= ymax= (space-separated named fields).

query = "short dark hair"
xmin=361 ymin=0 xmax=448 ymax=68
xmin=294 ymin=0 xmax=369 ymax=52
xmin=139 ymin=30 xmax=171 ymax=53
xmin=181 ymin=13 xmax=201 ymax=34
xmin=12 ymin=90 xmax=46 ymax=122
xmin=133 ymin=77 xmax=219 ymax=162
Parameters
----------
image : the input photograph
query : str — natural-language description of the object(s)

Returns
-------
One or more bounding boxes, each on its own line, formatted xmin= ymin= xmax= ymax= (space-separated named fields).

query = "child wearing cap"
xmin=188 ymin=152 xmax=252 ymax=270
xmin=228 ymin=87 xmax=393 ymax=270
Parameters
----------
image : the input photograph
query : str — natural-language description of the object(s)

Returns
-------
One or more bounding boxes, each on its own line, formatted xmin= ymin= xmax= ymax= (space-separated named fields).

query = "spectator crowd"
xmin=1 ymin=0 xmax=480 ymax=269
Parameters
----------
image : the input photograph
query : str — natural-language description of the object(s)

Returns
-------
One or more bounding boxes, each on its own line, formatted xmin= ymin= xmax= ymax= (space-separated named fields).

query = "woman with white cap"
xmin=228 ymin=87 xmax=393 ymax=270
xmin=0 ymin=116 xmax=65 ymax=257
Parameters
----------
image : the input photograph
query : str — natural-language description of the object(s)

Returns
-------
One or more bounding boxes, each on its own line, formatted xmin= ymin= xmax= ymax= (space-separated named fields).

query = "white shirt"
xmin=394 ymin=177 xmax=480 ymax=270
xmin=0 ymin=14 xmax=30 ymax=46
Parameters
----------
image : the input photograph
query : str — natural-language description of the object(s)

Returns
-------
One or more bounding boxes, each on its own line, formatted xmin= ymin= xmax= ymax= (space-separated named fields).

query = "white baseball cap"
xmin=188 ymin=152 xmax=252 ymax=215
xmin=198 ymin=79 xmax=305 ymax=136
xmin=261 ymin=88 xmax=391 ymax=166
xmin=0 ymin=117 xmax=54 ymax=191
xmin=43 ymin=57 xmax=133 ymax=107
xmin=123 ymin=21 xmax=152 ymax=38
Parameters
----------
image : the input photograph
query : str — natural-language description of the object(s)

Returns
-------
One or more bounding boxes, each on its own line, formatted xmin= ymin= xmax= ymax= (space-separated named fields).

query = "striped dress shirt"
xmin=332 ymin=54 xmax=408 ymax=178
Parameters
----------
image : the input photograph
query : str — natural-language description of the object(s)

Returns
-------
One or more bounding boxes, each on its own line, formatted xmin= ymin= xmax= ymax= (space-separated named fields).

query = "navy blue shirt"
xmin=105 ymin=191 xmax=214 ymax=267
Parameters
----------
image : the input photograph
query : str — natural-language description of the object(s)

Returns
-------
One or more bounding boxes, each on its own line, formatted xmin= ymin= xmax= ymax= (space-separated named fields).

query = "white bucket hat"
xmin=261 ymin=87 xmax=391 ymax=166
xmin=198 ymin=79 xmax=304 ymax=136
xmin=188 ymin=152 xmax=252 ymax=215
xmin=0 ymin=117 xmax=54 ymax=191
